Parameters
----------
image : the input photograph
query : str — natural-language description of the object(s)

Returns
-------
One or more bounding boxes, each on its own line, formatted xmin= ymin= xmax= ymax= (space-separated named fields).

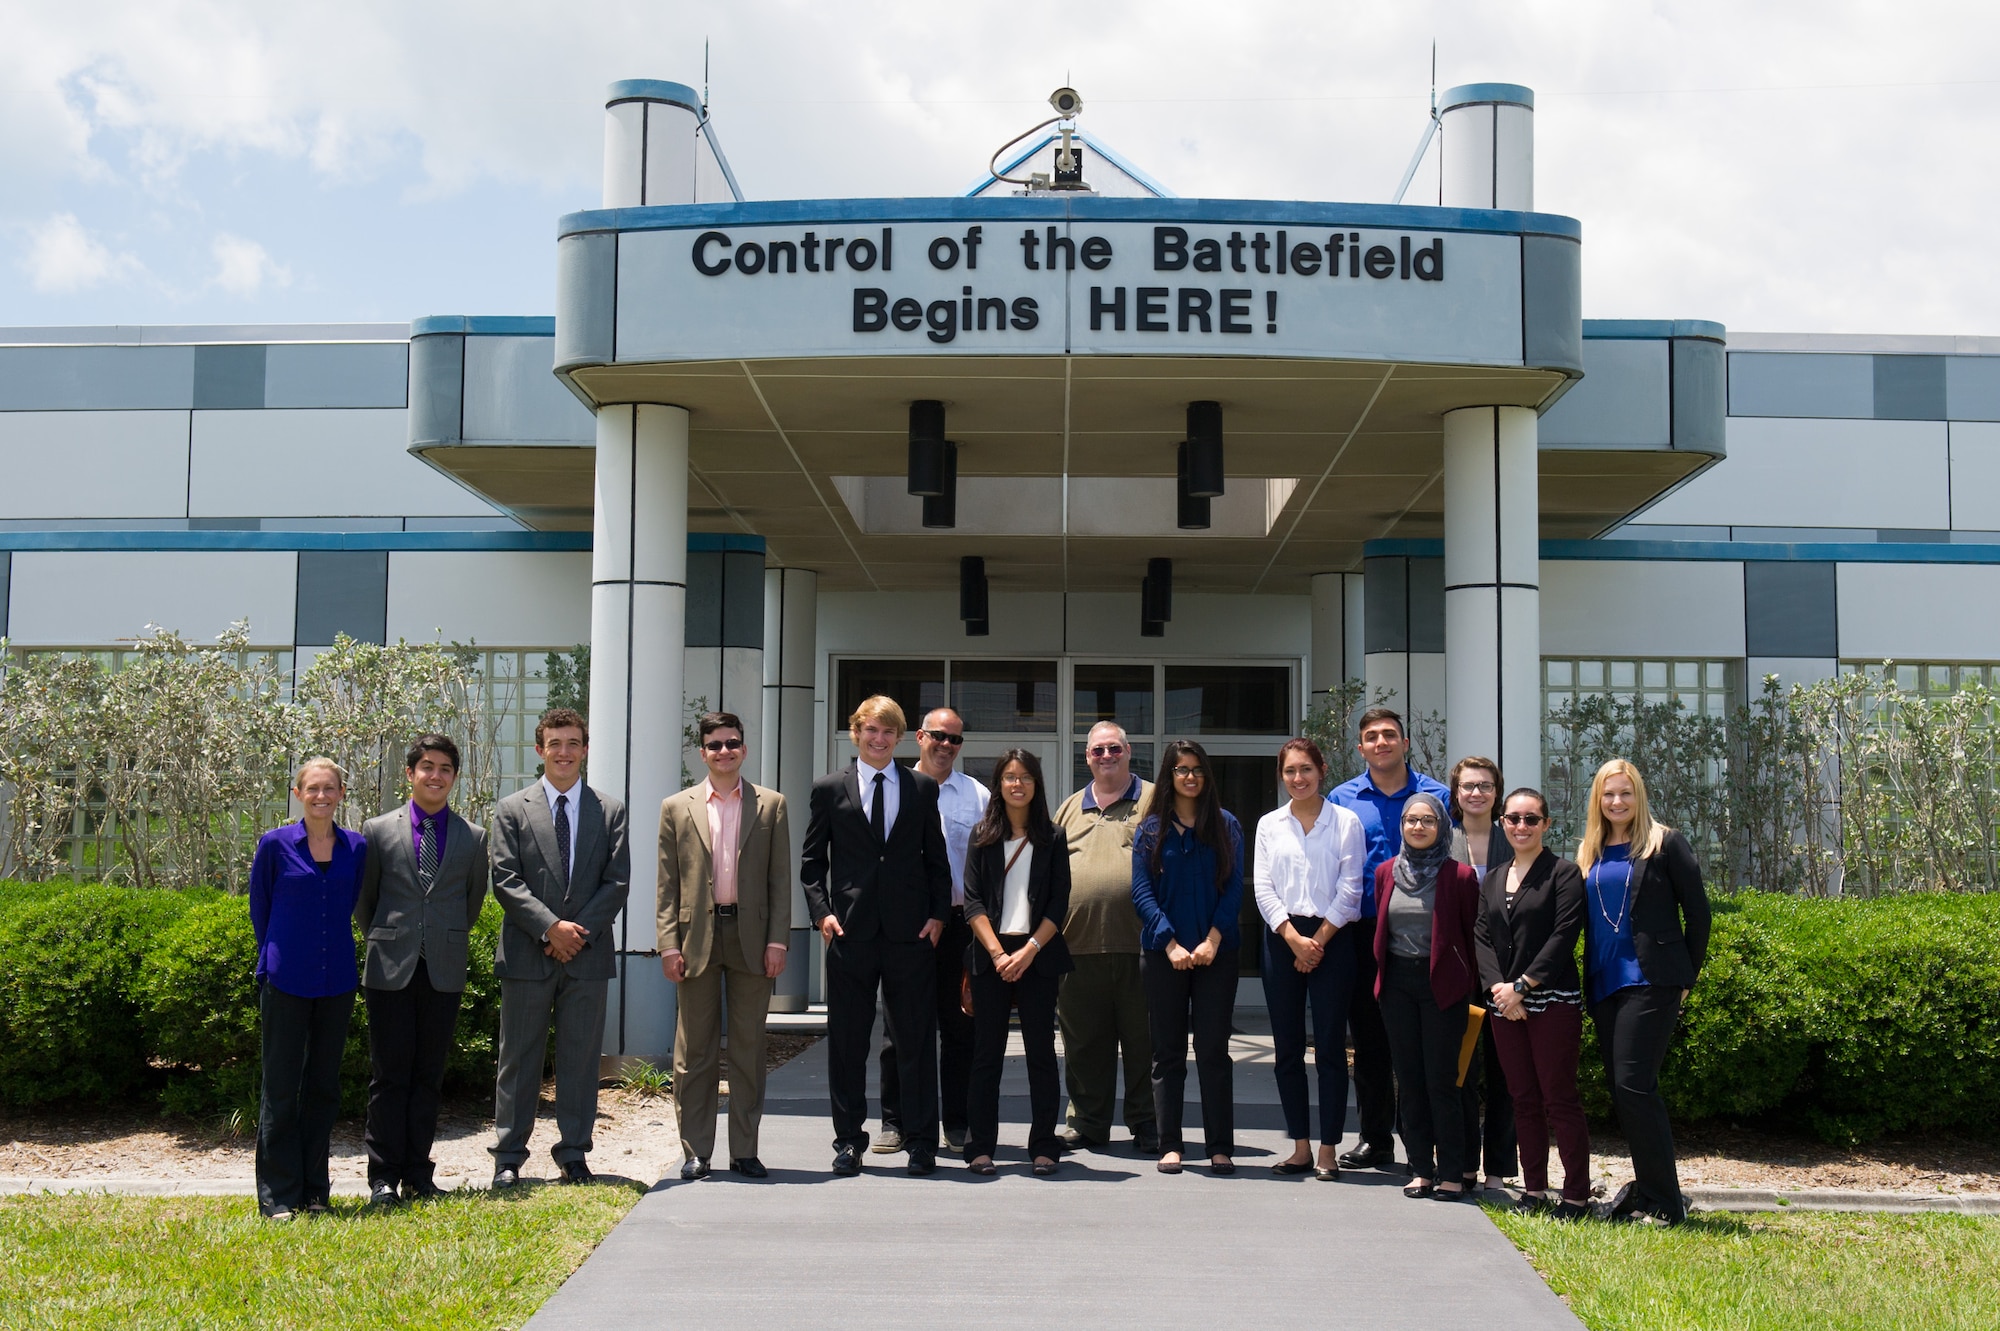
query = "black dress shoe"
xmin=870 ymin=1128 xmax=904 ymax=1155
xmin=679 ymin=1157 xmax=710 ymax=1181
xmin=906 ymin=1153 xmax=937 ymax=1176
xmin=1133 ymin=1130 xmax=1161 ymax=1155
xmin=1338 ymin=1142 xmax=1397 ymax=1171
xmin=401 ymin=1179 xmax=444 ymax=1201
xmin=1607 ymin=1181 xmax=1644 ymax=1217
xmin=561 ymin=1160 xmax=595 ymax=1185
xmin=729 ymin=1157 xmax=767 ymax=1179
xmin=1210 ymin=1158 xmax=1235 ymax=1176
xmin=492 ymin=1166 xmax=520 ymax=1190
xmin=368 ymin=1182 xmax=400 ymax=1208
xmin=832 ymin=1145 xmax=862 ymax=1176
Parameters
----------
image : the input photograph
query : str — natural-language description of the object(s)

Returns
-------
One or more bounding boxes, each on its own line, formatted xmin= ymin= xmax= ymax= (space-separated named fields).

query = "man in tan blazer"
xmin=657 ymin=709 xmax=792 ymax=1181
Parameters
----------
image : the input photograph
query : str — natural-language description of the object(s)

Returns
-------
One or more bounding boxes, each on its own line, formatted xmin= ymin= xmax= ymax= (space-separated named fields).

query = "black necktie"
xmin=554 ymin=793 xmax=571 ymax=891
xmin=417 ymin=812 xmax=439 ymax=888
xmin=870 ymin=771 xmax=886 ymax=842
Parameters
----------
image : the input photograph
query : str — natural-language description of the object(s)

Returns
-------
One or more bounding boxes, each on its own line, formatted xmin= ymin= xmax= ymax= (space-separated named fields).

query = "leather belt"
xmin=713 ymin=903 xmax=738 ymax=917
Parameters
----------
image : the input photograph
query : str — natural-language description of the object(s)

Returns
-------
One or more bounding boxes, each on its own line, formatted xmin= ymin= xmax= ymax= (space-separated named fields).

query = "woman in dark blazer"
xmin=249 ymin=757 xmax=367 ymax=1221
xmin=1445 ymin=756 xmax=1517 ymax=1194
xmin=1372 ymin=792 xmax=1482 ymax=1201
xmin=1577 ymin=759 xmax=1712 ymax=1226
xmin=1474 ymin=787 xmax=1590 ymax=1218
xmin=962 ymin=748 xmax=1074 ymax=1176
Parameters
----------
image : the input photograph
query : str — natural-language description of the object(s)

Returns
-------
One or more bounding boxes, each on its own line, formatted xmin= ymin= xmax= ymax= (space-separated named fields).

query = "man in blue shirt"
xmin=1327 ymin=706 xmax=1451 ymax=1172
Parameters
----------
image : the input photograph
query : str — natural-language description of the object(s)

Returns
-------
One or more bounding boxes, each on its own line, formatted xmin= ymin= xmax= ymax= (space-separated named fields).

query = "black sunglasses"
xmin=702 ymin=738 xmax=745 ymax=753
xmin=1502 ymin=812 xmax=1544 ymax=827
xmin=920 ymin=729 xmax=964 ymax=745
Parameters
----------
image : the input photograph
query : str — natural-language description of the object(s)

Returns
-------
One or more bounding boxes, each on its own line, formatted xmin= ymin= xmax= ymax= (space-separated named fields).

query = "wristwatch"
xmin=1510 ymin=978 xmax=1530 ymax=996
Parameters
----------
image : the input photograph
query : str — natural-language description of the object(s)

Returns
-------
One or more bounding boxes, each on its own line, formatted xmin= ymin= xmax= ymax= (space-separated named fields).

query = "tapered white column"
xmin=761 ymin=567 xmax=818 ymax=1011
xmin=1440 ymin=83 xmax=1534 ymax=212
xmin=602 ymin=80 xmax=702 ymax=208
xmin=1444 ymin=405 xmax=1541 ymax=784
xmin=592 ymin=403 xmax=688 ymax=1061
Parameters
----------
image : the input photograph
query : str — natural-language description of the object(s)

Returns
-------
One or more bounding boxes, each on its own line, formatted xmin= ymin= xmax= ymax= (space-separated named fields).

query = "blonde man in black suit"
xmin=658 ymin=710 xmax=793 ymax=1181
xmin=355 ymin=733 xmax=491 ymax=1206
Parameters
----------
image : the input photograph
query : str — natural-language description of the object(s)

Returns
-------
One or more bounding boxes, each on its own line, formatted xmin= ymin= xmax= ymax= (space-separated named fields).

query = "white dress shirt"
xmin=857 ymin=758 xmax=900 ymax=834
xmin=935 ymin=768 xmax=991 ymax=906
xmin=1253 ymin=800 xmax=1366 ymax=931
xmin=539 ymin=775 xmax=582 ymax=883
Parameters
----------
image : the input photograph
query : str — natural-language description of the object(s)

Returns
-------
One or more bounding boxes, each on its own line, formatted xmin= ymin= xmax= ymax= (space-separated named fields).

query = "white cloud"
xmin=21 ymin=212 xmax=144 ymax=292
xmin=209 ymin=232 xmax=289 ymax=295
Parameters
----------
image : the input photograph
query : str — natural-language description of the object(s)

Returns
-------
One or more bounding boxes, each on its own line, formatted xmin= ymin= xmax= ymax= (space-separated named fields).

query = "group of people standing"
xmin=248 ymin=691 xmax=1708 ymax=1229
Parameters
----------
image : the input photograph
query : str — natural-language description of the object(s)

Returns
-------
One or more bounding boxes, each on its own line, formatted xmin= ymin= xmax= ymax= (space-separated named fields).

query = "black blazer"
xmin=961 ymin=831 xmax=1075 ymax=978
xmin=1474 ymin=848 xmax=1585 ymax=995
xmin=800 ymin=761 xmax=952 ymax=943
xmin=1593 ymin=829 xmax=1711 ymax=990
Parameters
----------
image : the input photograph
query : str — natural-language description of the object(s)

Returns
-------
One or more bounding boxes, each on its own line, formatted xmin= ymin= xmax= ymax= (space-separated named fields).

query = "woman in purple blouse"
xmin=249 ymin=757 xmax=367 ymax=1220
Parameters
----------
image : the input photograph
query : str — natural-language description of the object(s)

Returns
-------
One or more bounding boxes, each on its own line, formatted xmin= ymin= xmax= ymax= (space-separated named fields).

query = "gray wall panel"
xmin=1363 ymin=556 xmax=1407 ymax=654
xmin=554 ymin=232 xmax=617 ymax=373
xmin=0 ymin=346 xmax=195 ymax=410
xmin=192 ymin=345 xmax=266 ymax=409
xmin=1744 ymin=561 xmax=1837 ymax=657
xmin=1729 ymin=352 xmax=1873 ymax=418
xmin=295 ymin=550 xmax=389 ymax=646
xmin=1521 ymin=236 xmax=1583 ymax=375
xmin=1946 ymin=356 xmax=2000 ymax=421
xmin=1671 ymin=337 xmax=1728 ymax=455
xmin=722 ymin=549 xmax=765 ymax=649
xmin=265 ymin=343 xmax=408 ymax=408
xmin=406 ymin=334 xmax=465 ymax=447
xmin=462 ymin=336 xmax=593 ymax=442
xmin=1539 ymin=338 xmax=1669 ymax=447
xmin=1408 ymin=557 xmax=1445 ymax=653
xmin=1873 ymin=355 xmax=1946 ymax=420
xmin=685 ymin=550 xmax=722 ymax=647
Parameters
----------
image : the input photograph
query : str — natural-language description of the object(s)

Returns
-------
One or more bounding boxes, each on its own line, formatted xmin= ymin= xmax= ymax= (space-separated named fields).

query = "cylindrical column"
xmin=1440 ymin=83 xmax=1534 ymax=212
xmin=591 ymin=403 xmax=689 ymax=1063
xmin=1309 ymin=571 xmax=1364 ymax=716
xmin=603 ymin=79 xmax=702 ymax=208
xmin=761 ymin=567 xmax=818 ymax=1011
xmin=1444 ymin=405 xmax=1541 ymax=786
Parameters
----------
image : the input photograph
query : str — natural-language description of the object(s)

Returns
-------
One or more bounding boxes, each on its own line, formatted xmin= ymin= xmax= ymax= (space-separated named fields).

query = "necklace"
xmin=1591 ymin=855 xmax=1633 ymax=933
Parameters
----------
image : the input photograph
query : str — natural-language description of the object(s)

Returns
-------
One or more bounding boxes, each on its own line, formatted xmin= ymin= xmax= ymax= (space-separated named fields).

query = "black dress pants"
xmin=363 ymin=958 xmax=462 ymax=1188
xmin=963 ymin=937 xmax=1063 ymax=1162
xmin=1348 ymin=924 xmax=1397 ymax=1149
xmin=1463 ymin=1021 xmax=1519 ymax=1179
xmin=1141 ymin=947 xmax=1239 ymax=1158
xmin=1378 ymin=954 xmax=1469 ymax=1182
xmin=256 ymin=982 xmax=355 ymax=1215
xmin=1260 ymin=920 xmax=1355 ymax=1144
xmin=881 ymin=906 xmax=973 ymax=1136
xmin=1593 ymin=983 xmax=1687 ymax=1220
xmin=826 ymin=931 xmax=938 ymax=1154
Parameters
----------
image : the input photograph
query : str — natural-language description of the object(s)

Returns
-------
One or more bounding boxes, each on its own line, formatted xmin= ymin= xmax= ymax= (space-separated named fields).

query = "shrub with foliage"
xmin=139 ymin=897 xmax=262 ymax=1116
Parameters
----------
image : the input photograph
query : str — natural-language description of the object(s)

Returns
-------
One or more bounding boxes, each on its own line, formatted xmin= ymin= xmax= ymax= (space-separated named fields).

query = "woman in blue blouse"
xmin=249 ymin=758 xmax=367 ymax=1220
xmin=1577 ymin=759 xmax=1711 ymax=1227
xmin=1132 ymin=741 xmax=1244 ymax=1175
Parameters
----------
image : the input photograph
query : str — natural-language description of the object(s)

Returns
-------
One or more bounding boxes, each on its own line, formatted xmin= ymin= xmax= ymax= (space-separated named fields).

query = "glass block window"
xmin=1842 ymin=660 xmax=2000 ymax=697
xmin=1542 ymin=657 xmax=1731 ymax=723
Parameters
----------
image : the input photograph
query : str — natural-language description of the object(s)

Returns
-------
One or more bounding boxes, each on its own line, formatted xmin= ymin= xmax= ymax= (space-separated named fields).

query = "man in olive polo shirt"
xmin=1052 ymin=721 xmax=1158 ymax=1154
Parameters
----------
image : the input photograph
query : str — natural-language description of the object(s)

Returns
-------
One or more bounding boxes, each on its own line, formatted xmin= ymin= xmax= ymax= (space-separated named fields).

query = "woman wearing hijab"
xmin=1372 ymin=791 xmax=1482 ymax=1201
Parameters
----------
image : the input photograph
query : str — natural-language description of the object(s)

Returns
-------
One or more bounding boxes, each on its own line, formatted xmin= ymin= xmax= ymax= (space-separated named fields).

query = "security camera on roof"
xmin=1049 ymin=87 xmax=1082 ymax=118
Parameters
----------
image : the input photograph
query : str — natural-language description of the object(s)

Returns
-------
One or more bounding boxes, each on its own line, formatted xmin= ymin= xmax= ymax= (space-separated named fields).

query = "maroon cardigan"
xmin=1372 ymin=858 xmax=1482 ymax=1011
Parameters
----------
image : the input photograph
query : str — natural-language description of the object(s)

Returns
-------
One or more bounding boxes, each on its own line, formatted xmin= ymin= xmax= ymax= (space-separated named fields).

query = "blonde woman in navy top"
xmin=249 ymin=757 xmax=367 ymax=1221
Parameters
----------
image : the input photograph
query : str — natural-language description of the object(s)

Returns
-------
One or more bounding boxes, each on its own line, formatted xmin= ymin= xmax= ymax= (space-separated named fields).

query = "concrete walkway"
xmin=526 ymin=1017 xmax=1583 ymax=1330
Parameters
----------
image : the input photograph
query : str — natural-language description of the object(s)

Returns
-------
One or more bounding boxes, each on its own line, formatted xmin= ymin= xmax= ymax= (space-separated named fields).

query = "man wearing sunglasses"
xmin=875 ymin=708 xmax=988 ymax=1157
xmin=1328 ymin=706 xmax=1451 ymax=1174
xmin=657 ymin=710 xmax=794 ymax=1181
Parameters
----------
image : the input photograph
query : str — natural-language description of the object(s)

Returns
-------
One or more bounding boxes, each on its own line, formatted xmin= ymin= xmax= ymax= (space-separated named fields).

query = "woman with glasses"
xmin=1371 ymin=792 xmax=1482 ymax=1200
xmin=1446 ymin=757 xmax=1518 ymax=1194
xmin=1131 ymin=741 xmax=1244 ymax=1175
xmin=1252 ymin=738 xmax=1366 ymax=1180
xmin=1475 ymin=788 xmax=1590 ymax=1218
xmin=962 ymin=749 xmax=1073 ymax=1176
xmin=1578 ymin=759 xmax=1711 ymax=1226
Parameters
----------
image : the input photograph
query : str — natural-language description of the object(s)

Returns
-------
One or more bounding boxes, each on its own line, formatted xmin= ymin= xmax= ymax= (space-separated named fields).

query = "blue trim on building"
xmin=1582 ymin=319 xmax=1727 ymax=343
xmin=1366 ymin=537 xmax=2000 ymax=564
xmin=605 ymin=80 xmax=702 ymax=114
xmin=558 ymin=196 xmax=1584 ymax=241
xmin=0 ymin=531 xmax=592 ymax=553
xmin=1441 ymin=83 xmax=1535 ymax=112
xmin=410 ymin=316 xmax=555 ymax=338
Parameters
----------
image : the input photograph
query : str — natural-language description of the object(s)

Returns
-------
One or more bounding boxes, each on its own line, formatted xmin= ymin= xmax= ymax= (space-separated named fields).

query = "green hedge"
xmin=0 ymin=882 xmax=504 ymax=1117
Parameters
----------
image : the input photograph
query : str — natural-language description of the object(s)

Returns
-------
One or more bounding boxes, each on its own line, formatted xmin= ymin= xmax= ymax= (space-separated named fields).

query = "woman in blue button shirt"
xmin=249 ymin=757 xmax=367 ymax=1220
xmin=1132 ymin=741 xmax=1244 ymax=1175
xmin=1577 ymin=759 xmax=1711 ymax=1227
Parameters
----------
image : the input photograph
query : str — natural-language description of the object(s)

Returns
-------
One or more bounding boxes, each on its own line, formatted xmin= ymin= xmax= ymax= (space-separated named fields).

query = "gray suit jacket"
xmin=356 ymin=806 xmax=492 ymax=993
xmin=490 ymin=780 xmax=631 ymax=982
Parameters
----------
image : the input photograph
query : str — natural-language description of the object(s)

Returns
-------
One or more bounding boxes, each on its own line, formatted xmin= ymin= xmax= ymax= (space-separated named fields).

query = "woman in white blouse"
xmin=962 ymin=749 xmax=1074 ymax=1176
xmin=1253 ymin=738 xmax=1367 ymax=1180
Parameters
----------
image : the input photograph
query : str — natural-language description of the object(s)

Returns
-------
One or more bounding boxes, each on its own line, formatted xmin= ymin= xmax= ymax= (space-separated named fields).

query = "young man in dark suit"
xmin=355 ymin=734 xmax=491 ymax=1205
xmin=801 ymin=695 xmax=953 ymax=1177
xmin=487 ymin=707 xmax=630 ymax=1188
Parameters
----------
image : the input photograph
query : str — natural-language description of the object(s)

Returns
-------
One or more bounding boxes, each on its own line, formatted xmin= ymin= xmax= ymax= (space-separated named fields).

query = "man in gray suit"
xmin=488 ymin=707 xmax=630 ymax=1187
xmin=356 ymin=733 xmax=491 ymax=1206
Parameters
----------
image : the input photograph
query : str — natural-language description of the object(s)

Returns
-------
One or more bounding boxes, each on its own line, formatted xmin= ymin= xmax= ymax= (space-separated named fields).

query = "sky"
xmin=4 ymin=0 xmax=1996 ymax=335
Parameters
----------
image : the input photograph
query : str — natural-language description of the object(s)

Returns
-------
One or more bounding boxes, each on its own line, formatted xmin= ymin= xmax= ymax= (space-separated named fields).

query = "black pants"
xmin=825 ymin=931 xmax=938 ymax=1154
xmin=881 ymin=907 xmax=973 ymax=1136
xmin=1348 ymin=927 xmax=1397 ymax=1149
xmin=1593 ymin=984 xmax=1686 ymax=1219
xmin=256 ymin=982 xmax=355 ymax=1215
xmin=1261 ymin=919 xmax=1354 ymax=1144
xmin=964 ymin=937 xmax=1063 ymax=1162
xmin=1141 ymin=947 xmax=1238 ymax=1158
xmin=1378 ymin=954 xmax=1469 ymax=1182
xmin=363 ymin=958 xmax=462 ymax=1188
xmin=1464 ymin=1021 xmax=1519 ymax=1179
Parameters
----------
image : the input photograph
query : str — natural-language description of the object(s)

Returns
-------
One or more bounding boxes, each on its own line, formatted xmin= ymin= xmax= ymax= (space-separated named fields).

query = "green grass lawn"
xmin=1491 ymin=1206 xmax=2000 ymax=1330
xmin=0 ymin=1183 xmax=643 ymax=1330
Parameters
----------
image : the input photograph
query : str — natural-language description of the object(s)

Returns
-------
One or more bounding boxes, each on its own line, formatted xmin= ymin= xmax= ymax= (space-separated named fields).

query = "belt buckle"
xmin=713 ymin=903 xmax=738 ymax=917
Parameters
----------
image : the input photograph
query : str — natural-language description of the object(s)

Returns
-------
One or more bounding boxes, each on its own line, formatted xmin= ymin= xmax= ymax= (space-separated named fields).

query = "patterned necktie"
xmin=418 ymin=812 xmax=439 ymax=888
xmin=870 ymin=770 xmax=886 ymax=842
xmin=554 ymin=793 xmax=572 ymax=891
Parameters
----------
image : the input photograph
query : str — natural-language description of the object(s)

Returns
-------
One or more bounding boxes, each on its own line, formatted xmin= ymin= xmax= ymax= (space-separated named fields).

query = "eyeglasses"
xmin=1171 ymin=766 xmax=1205 ymax=780
xmin=999 ymin=774 xmax=1034 ymax=787
xmin=1502 ymin=812 xmax=1545 ymax=827
xmin=701 ymin=738 xmax=745 ymax=753
xmin=920 ymin=730 xmax=964 ymax=745
xmin=1458 ymin=781 xmax=1497 ymax=794
xmin=1087 ymin=744 xmax=1126 ymax=757
xmin=1402 ymin=816 xmax=1439 ymax=828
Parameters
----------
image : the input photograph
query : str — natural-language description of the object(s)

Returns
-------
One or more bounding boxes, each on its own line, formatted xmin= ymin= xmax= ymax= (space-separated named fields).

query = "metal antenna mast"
xmin=1391 ymin=42 xmax=1441 ymax=205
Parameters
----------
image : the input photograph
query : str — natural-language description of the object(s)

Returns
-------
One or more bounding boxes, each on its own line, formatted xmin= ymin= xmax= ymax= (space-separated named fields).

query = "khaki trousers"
xmin=673 ymin=915 xmax=774 ymax=1162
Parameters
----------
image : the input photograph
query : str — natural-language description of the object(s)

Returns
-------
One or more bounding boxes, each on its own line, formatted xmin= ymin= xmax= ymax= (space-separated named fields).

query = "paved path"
xmin=526 ymin=1018 xmax=1583 ymax=1330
